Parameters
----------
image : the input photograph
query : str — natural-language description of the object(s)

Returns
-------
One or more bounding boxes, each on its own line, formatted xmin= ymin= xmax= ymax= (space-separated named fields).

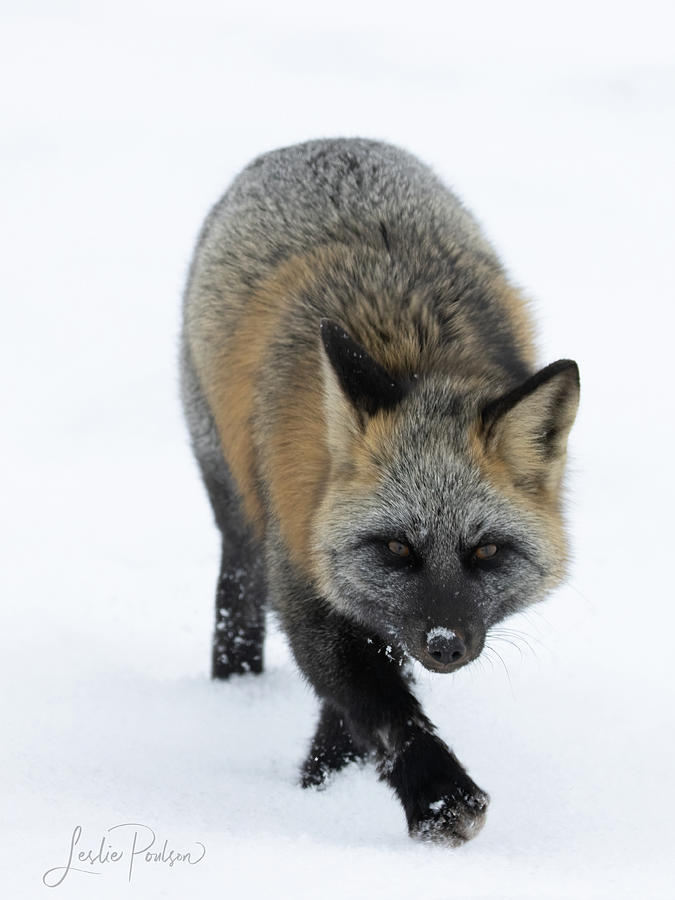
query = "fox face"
xmin=314 ymin=319 xmax=579 ymax=673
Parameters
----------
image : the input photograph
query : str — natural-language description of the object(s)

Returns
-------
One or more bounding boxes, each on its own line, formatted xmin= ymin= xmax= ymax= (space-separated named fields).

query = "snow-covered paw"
xmin=300 ymin=753 xmax=335 ymax=789
xmin=408 ymin=785 xmax=489 ymax=846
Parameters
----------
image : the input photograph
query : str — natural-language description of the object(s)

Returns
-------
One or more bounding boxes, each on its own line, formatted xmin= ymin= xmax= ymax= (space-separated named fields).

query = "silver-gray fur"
xmin=179 ymin=138 xmax=579 ymax=844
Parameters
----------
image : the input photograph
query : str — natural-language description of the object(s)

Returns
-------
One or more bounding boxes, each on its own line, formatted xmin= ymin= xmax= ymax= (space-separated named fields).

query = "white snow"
xmin=426 ymin=626 xmax=457 ymax=642
xmin=2 ymin=2 xmax=675 ymax=898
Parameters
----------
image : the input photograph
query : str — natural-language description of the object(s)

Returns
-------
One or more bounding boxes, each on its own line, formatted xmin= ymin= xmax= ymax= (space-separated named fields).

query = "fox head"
xmin=314 ymin=319 xmax=580 ymax=673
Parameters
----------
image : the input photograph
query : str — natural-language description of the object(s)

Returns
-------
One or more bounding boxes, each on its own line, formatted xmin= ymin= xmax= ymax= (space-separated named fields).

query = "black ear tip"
xmin=320 ymin=318 xmax=351 ymax=353
xmin=320 ymin=317 xmax=344 ymax=332
xmin=554 ymin=359 xmax=580 ymax=388
xmin=319 ymin=317 xmax=407 ymax=416
xmin=319 ymin=317 xmax=340 ymax=337
xmin=481 ymin=358 xmax=580 ymax=429
xmin=319 ymin=317 xmax=330 ymax=347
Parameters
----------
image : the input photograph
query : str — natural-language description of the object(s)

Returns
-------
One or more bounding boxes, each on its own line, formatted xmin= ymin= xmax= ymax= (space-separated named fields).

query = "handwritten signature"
xmin=42 ymin=823 xmax=206 ymax=887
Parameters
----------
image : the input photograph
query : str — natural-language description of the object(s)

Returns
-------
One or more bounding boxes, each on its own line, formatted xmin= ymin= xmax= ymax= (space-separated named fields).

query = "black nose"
xmin=426 ymin=630 xmax=467 ymax=666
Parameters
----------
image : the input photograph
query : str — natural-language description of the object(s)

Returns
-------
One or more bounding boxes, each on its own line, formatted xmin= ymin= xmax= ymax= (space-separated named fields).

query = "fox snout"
xmin=417 ymin=625 xmax=484 ymax=673
xmin=425 ymin=627 xmax=467 ymax=668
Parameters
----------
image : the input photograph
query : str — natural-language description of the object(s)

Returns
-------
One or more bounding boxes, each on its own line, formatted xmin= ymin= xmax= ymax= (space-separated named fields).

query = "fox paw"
xmin=408 ymin=784 xmax=489 ymax=845
xmin=300 ymin=743 xmax=366 ymax=789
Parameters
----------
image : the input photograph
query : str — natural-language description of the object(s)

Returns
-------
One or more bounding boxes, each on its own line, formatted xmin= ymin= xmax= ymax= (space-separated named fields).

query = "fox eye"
xmin=387 ymin=540 xmax=410 ymax=557
xmin=473 ymin=543 xmax=498 ymax=561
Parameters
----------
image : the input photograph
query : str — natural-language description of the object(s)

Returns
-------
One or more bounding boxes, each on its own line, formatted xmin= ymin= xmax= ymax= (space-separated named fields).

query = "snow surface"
xmin=2 ymin=2 xmax=675 ymax=897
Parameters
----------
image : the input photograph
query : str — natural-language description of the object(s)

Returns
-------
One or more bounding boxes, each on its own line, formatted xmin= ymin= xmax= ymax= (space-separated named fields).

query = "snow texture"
xmin=2 ymin=1 xmax=675 ymax=898
xmin=426 ymin=626 xmax=457 ymax=642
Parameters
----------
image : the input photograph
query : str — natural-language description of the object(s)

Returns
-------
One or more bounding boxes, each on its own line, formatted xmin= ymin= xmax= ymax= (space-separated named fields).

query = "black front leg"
xmin=281 ymin=595 xmax=489 ymax=843
xmin=386 ymin=729 xmax=489 ymax=844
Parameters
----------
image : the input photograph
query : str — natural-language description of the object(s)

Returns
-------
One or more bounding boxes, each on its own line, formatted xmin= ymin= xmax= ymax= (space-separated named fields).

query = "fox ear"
xmin=319 ymin=318 xmax=408 ymax=421
xmin=481 ymin=360 xmax=580 ymax=494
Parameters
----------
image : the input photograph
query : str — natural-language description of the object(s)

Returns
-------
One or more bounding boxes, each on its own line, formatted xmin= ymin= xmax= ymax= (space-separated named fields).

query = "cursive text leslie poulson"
xmin=42 ymin=823 xmax=206 ymax=887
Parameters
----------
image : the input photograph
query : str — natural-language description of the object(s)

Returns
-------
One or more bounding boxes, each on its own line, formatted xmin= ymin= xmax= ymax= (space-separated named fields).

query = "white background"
xmin=2 ymin=1 xmax=674 ymax=897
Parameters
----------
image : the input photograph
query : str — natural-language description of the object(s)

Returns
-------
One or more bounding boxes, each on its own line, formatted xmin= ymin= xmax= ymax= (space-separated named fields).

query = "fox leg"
xmin=281 ymin=593 xmax=488 ymax=843
xmin=211 ymin=537 xmax=265 ymax=678
xmin=203 ymin=470 xmax=266 ymax=679
xmin=301 ymin=702 xmax=369 ymax=787
xmin=181 ymin=344 xmax=266 ymax=678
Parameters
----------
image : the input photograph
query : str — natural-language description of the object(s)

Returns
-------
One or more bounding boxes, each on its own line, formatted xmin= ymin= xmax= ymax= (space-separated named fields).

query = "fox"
xmin=180 ymin=138 xmax=580 ymax=844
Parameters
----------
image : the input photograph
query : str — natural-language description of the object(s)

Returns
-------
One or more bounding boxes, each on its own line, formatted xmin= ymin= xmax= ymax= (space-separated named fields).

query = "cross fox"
xmin=180 ymin=138 xmax=579 ymax=844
